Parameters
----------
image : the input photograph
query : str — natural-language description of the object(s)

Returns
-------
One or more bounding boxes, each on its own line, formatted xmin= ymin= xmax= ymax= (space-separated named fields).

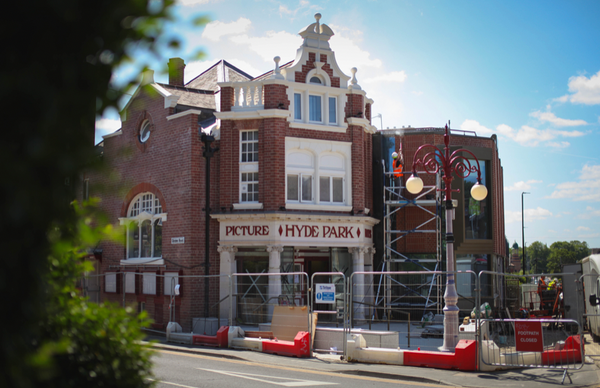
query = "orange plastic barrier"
xmin=261 ymin=331 xmax=310 ymax=358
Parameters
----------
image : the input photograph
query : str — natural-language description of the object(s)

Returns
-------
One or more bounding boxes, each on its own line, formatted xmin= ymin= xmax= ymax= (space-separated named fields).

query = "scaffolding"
xmin=375 ymin=159 xmax=444 ymax=319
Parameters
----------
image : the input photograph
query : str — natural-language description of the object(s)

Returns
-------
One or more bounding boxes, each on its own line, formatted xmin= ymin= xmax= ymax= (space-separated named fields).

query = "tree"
xmin=0 ymin=0 xmax=195 ymax=386
xmin=526 ymin=241 xmax=550 ymax=274
xmin=547 ymin=241 xmax=590 ymax=273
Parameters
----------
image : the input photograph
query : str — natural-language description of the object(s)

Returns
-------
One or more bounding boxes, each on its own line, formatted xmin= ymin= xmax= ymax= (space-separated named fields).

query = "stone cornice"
xmin=211 ymin=212 xmax=379 ymax=227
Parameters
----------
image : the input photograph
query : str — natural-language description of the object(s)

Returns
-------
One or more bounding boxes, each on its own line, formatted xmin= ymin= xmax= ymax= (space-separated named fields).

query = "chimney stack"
xmin=168 ymin=58 xmax=185 ymax=86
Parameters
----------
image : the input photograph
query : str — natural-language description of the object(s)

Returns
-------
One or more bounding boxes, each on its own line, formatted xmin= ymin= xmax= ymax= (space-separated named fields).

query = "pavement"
xmin=145 ymin=331 xmax=600 ymax=387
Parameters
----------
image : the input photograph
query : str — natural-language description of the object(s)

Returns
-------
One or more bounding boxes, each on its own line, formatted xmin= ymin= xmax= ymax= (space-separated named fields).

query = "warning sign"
xmin=315 ymin=283 xmax=336 ymax=304
xmin=515 ymin=320 xmax=544 ymax=352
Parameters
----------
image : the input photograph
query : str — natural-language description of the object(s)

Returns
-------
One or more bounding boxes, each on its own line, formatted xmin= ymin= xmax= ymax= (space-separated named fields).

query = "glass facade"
xmin=464 ymin=159 xmax=491 ymax=239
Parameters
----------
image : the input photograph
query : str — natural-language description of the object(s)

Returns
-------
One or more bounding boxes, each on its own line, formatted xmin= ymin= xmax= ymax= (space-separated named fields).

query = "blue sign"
xmin=315 ymin=283 xmax=336 ymax=304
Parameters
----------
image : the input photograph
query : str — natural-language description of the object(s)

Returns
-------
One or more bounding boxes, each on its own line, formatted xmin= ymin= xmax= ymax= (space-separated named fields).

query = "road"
xmin=151 ymin=349 xmax=449 ymax=388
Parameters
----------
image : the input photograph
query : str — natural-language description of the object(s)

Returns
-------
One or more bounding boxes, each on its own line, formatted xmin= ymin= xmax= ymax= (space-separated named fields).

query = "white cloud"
xmin=329 ymin=29 xmax=382 ymax=71
xmin=504 ymin=180 xmax=542 ymax=191
xmin=493 ymin=123 xmax=584 ymax=147
xmin=559 ymin=70 xmax=600 ymax=105
xmin=546 ymin=141 xmax=570 ymax=148
xmin=549 ymin=164 xmax=600 ymax=202
xmin=505 ymin=210 xmax=521 ymax=224
xmin=201 ymin=17 xmax=252 ymax=42
xmin=525 ymin=207 xmax=553 ymax=221
xmin=460 ymin=119 xmax=494 ymax=136
xmin=95 ymin=118 xmax=121 ymax=135
xmin=505 ymin=207 xmax=551 ymax=224
xmin=230 ymin=30 xmax=301 ymax=63
xmin=530 ymin=110 xmax=587 ymax=127
xmin=184 ymin=60 xmax=217 ymax=83
xmin=411 ymin=91 xmax=423 ymax=96
xmin=95 ymin=117 xmax=121 ymax=144
xmin=178 ymin=0 xmax=213 ymax=6
xmin=577 ymin=226 xmax=591 ymax=231
xmin=363 ymin=71 xmax=407 ymax=84
xmin=579 ymin=232 xmax=600 ymax=239
xmin=279 ymin=5 xmax=293 ymax=15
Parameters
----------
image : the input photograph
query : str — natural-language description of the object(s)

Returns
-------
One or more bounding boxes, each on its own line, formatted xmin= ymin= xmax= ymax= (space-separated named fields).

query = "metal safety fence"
xmin=79 ymin=271 xmax=230 ymax=335
xmin=347 ymin=270 xmax=478 ymax=352
xmin=477 ymin=271 xmax=585 ymax=382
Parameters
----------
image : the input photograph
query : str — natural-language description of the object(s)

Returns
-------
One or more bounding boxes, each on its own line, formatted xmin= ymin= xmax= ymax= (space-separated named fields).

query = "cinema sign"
xmin=220 ymin=221 xmax=373 ymax=243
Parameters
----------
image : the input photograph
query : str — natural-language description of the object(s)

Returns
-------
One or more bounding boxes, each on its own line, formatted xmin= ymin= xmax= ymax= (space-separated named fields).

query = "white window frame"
xmin=287 ymin=71 xmax=348 ymax=133
xmin=119 ymin=192 xmax=167 ymax=262
xmin=240 ymin=130 xmax=259 ymax=163
xmin=240 ymin=171 xmax=259 ymax=203
xmin=328 ymin=96 xmax=337 ymax=124
xmin=236 ymin=130 xmax=262 ymax=209
xmin=308 ymin=94 xmax=322 ymax=123
xmin=294 ymin=93 xmax=302 ymax=121
xmin=285 ymin=137 xmax=352 ymax=211
xmin=287 ymin=173 xmax=313 ymax=203
xmin=319 ymin=176 xmax=344 ymax=204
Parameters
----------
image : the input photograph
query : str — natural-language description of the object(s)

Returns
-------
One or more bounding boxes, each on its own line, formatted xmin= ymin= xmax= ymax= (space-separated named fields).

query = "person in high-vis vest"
xmin=392 ymin=151 xmax=403 ymax=195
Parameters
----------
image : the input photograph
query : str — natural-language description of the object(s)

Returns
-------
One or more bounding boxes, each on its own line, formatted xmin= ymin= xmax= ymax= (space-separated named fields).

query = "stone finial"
xmin=349 ymin=67 xmax=362 ymax=90
xmin=271 ymin=56 xmax=284 ymax=80
xmin=315 ymin=13 xmax=321 ymax=33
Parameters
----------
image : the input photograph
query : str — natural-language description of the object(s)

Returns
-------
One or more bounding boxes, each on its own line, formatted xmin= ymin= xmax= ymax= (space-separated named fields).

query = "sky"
xmin=96 ymin=0 xmax=600 ymax=250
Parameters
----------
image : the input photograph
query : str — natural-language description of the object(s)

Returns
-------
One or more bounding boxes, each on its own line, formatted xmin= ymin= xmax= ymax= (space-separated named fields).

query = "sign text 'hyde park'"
xmin=225 ymin=224 xmax=369 ymax=239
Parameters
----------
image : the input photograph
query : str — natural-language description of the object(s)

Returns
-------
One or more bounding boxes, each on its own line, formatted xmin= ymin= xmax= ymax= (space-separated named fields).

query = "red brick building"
xmin=89 ymin=14 xmax=507 ymax=329
xmin=89 ymin=14 xmax=379 ymax=331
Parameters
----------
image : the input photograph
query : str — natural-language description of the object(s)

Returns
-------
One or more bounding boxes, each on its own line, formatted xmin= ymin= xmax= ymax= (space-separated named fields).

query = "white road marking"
xmin=147 ymin=378 xmax=198 ymax=388
xmin=196 ymin=368 xmax=338 ymax=386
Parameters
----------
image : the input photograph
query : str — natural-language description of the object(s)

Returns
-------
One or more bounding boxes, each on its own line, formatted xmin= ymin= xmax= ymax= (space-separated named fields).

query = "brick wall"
xmin=89 ymin=86 xmax=222 ymax=331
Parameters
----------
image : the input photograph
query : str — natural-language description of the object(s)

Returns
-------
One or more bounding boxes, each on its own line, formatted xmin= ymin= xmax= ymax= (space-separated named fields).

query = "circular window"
xmin=310 ymin=76 xmax=322 ymax=84
xmin=139 ymin=121 xmax=151 ymax=143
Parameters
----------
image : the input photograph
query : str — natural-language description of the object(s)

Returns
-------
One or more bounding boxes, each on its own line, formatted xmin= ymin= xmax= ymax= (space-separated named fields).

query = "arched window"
xmin=121 ymin=192 xmax=166 ymax=260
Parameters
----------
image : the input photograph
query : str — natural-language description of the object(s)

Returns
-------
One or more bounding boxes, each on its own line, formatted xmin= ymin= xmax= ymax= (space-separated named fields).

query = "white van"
xmin=581 ymin=254 xmax=600 ymax=341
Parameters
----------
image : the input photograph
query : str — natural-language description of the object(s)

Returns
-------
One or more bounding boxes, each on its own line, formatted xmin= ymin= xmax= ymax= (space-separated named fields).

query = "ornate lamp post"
xmin=405 ymin=124 xmax=488 ymax=351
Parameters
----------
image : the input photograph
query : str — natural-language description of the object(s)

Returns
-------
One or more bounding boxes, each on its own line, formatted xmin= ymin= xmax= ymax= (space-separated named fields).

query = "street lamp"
xmin=405 ymin=124 xmax=487 ymax=352
xmin=521 ymin=192 xmax=529 ymax=277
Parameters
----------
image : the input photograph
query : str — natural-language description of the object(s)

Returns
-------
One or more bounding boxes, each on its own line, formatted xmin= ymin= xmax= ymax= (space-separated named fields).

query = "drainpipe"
xmin=201 ymin=132 xmax=219 ymax=317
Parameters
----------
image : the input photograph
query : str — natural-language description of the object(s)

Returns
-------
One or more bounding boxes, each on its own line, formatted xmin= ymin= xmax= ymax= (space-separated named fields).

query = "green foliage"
xmin=526 ymin=241 xmax=550 ymax=274
xmin=0 ymin=0 xmax=203 ymax=386
xmin=31 ymin=201 xmax=155 ymax=387
xmin=547 ymin=240 xmax=590 ymax=273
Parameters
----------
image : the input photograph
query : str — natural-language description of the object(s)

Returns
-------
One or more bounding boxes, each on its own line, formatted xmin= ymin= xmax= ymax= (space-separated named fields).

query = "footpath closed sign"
xmin=315 ymin=284 xmax=336 ymax=304
xmin=515 ymin=320 xmax=544 ymax=352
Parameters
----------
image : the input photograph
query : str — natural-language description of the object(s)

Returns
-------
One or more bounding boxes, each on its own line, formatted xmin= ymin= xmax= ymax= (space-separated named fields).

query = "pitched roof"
xmin=159 ymin=84 xmax=216 ymax=110
xmin=186 ymin=60 xmax=253 ymax=90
